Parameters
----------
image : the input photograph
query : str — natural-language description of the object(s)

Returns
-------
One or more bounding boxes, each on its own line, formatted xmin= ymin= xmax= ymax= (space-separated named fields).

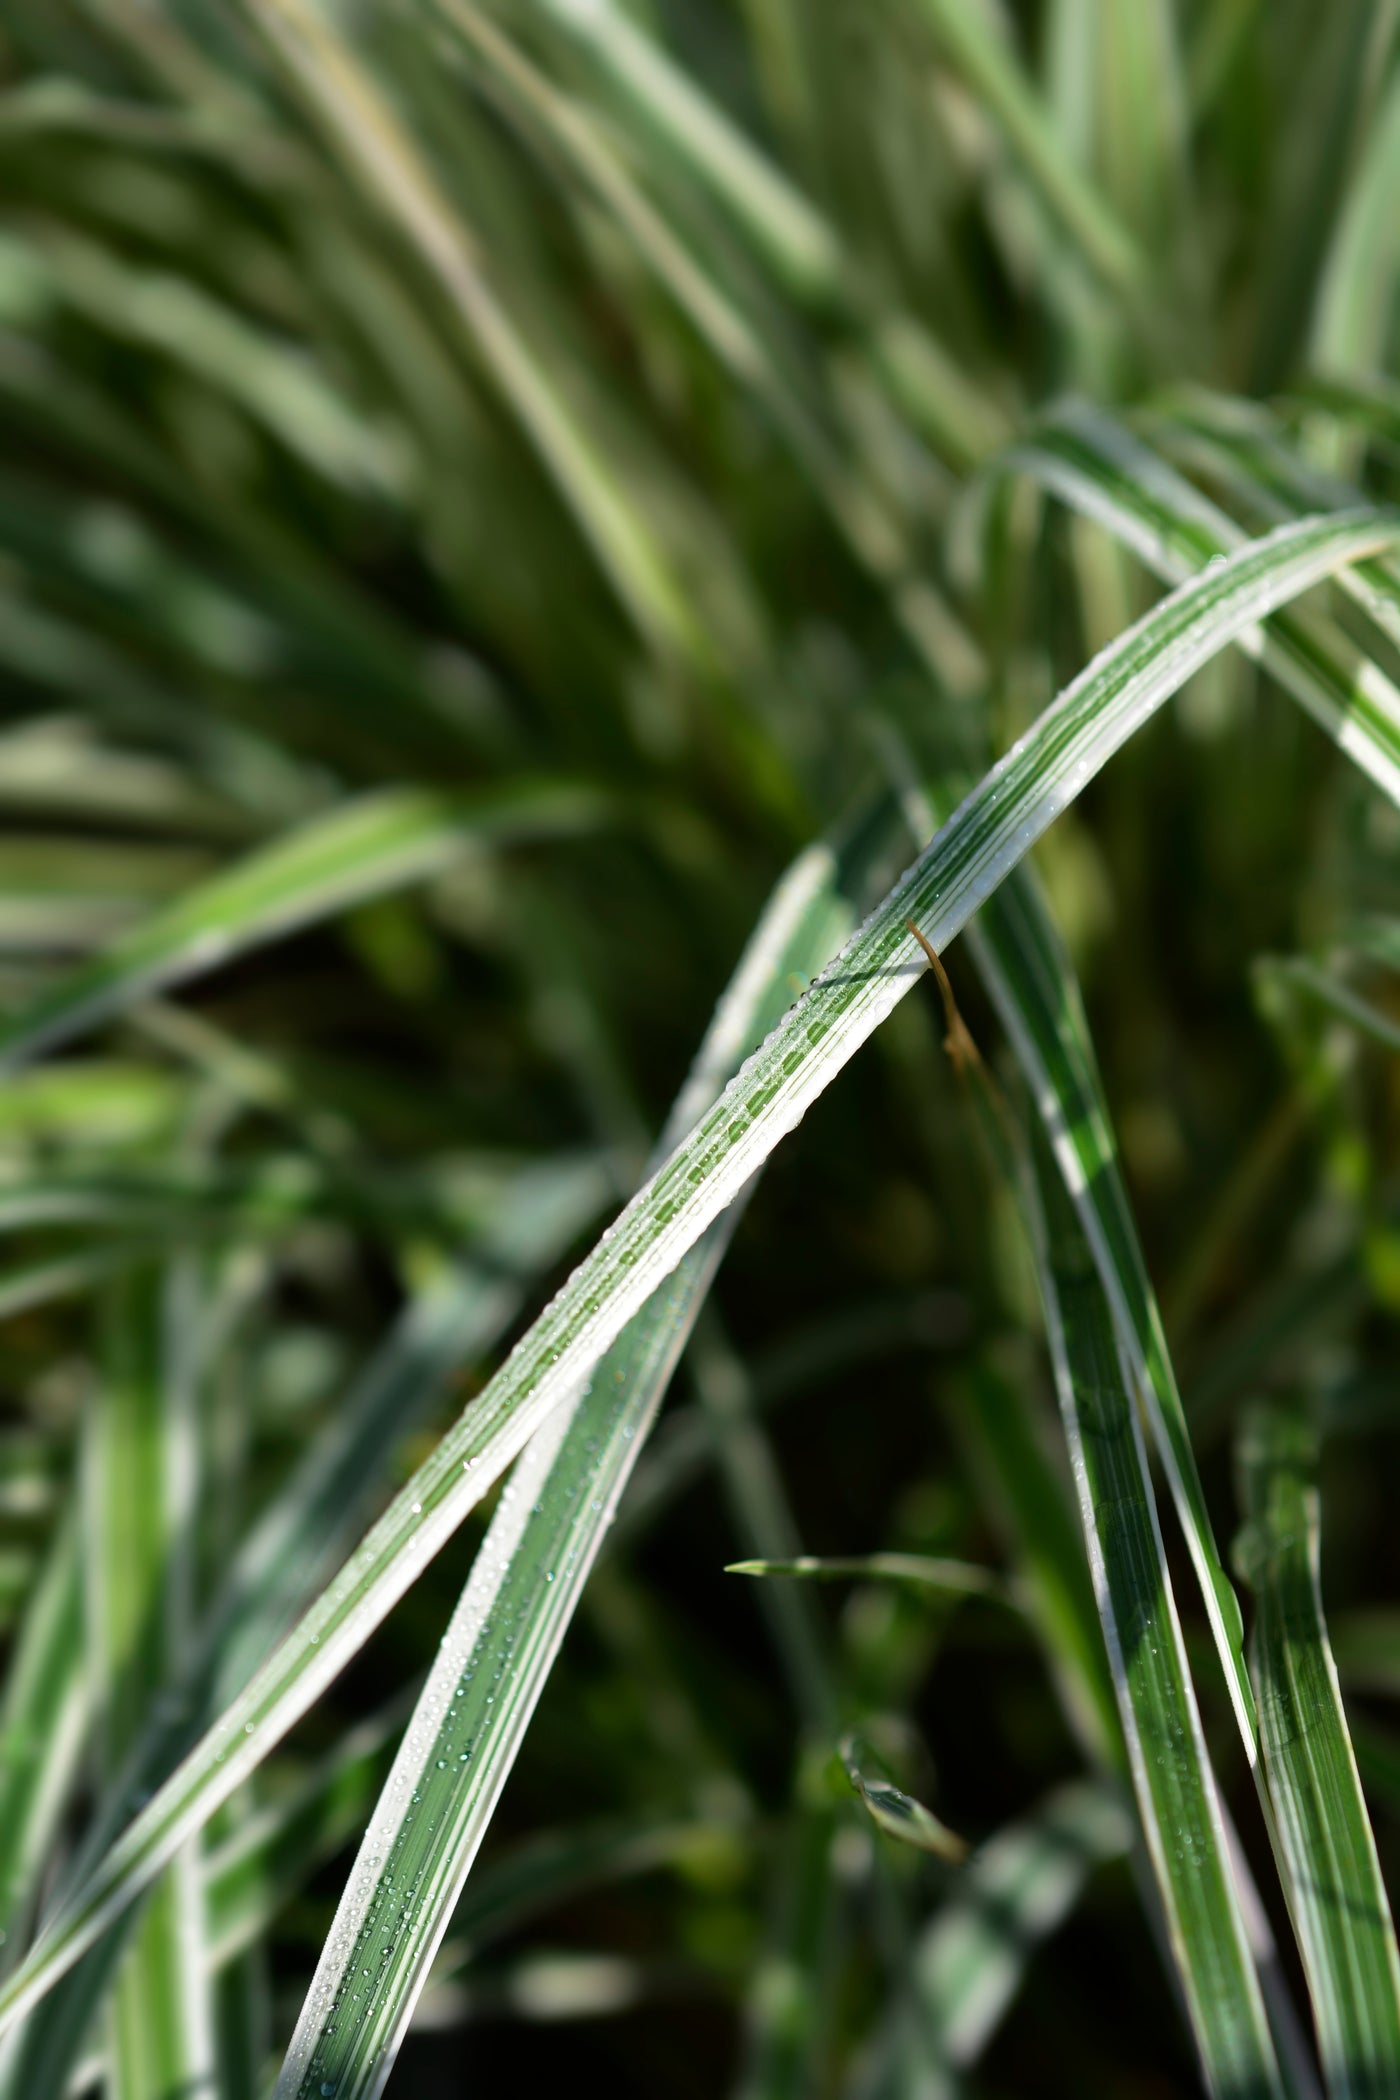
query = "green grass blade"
xmin=0 ymin=506 xmax=1389 ymax=2042
xmin=109 ymin=1846 xmax=215 ymax=2100
xmin=1026 ymin=1140 xmax=1282 ymax=2098
xmin=95 ymin=1270 xmax=213 ymax=2100
xmin=240 ymin=0 xmax=703 ymax=666
xmin=51 ymin=1151 xmax=609 ymax=1998
xmin=0 ymin=1513 xmax=86 ymax=1951
xmin=890 ymin=743 xmax=1262 ymax=1772
xmin=1009 ymin=401 xmax=1400 ymax=805
xmin=1142 ymin=392 xmax=1400 ymax=653
xmin=0 ymin=780 xmax=605 ymax=1076
xmin=915 ymin=1779 xmax=1133 ymax=2065
xmin=947 ymin=1352 xmax=1123 ymax=1772
xmin=911 ymin=0 xmax=1143 ymax=295
xmin=1235 ymin=1402 xmax=1400 ymax=2098
xmin=531 ymin=0 xmax=842 ymax=302
xmin=275 ymin=1234 xmax=738 ymax=2097
xmin=1046 ymin=0 xmax=1189 ymax=249
xmin=533 ymin=0 xmax=1007 ymax=472
xmin=1254 ymin=956 xmax=1400 ymax=1060
xmin=735 ymin=1774 xmax=844 ymax=2100
xmin=205 ymin=1152 xmax=613 ymax=1703
xmin=273 ymin=827 xmax=869 ymax=2094
xmin=726 ymin=1554 xmax=1014 ymax=1602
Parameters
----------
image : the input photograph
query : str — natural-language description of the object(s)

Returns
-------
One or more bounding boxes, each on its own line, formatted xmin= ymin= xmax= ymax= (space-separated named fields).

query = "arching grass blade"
xmin=0 ymin=508 xmax=1389 ymax=2043
xmin=1010 ymin=402 xmax=1400 ymax=804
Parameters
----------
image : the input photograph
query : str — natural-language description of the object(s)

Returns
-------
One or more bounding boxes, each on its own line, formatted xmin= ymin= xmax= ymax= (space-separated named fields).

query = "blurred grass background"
xmin=1 ymin=1 xmax=1400 ymax=2093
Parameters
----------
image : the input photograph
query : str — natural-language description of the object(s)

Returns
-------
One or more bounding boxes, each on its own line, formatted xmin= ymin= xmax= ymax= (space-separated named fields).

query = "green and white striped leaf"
xmin=33 ymin=1270 xmax=216 ymax=2100
xmin=0 ymin=506 xmax=1390 ymax=2042
xmin=1235 ymin=1402 xmax=1400 ymax=2098
xmin=1025 ymin=1138 xmax=1281 ymax=2096
xmin=0 ymin=1515 xmax=86 ymax=1952
xmin=60 ymin=1148 xmax=611 ymax=1965
xmin=274 ymin=823 xmax=874 ymax=2093
xmin=888 ymin=742 xmax=1261 ymax=1772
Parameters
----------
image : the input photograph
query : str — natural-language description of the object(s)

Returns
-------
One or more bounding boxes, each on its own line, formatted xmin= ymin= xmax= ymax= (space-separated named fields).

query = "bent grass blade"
xmin=0 ymin=508 xmax=1392 ymax=2040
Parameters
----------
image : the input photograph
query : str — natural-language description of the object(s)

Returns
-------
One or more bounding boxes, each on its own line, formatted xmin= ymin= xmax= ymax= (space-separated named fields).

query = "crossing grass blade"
xmin=1235 ymin=1402 xmax=1400 ymax=2099
xmin=203 ymin=1151 xmax=614 ymax=1705
xmin=203 ymin=1707 xmax=404 ymax=1975
xmin=1024 ymin=1137 xmax=1282 ymax=2098
xmin=0 ymin=507 xmax=1389 ymax=2042
xmin=272 ymin=820 xmax=878 ymax=2094
xmin=36 ymin=1148 xmax=611 ymax=2021
xmin=1141 ymin=392 xmax=1400 ymax=650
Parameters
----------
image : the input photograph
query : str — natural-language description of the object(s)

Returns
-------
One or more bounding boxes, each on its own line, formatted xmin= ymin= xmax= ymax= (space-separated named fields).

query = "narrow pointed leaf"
xmin=1026 ymin=1140 xmax=1281 ymax=2096
xmin=725 ymin=1554 xmax=1013 ymax=1601
xmin=1235 ymin=1402 xmax=1400 ymax=2098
